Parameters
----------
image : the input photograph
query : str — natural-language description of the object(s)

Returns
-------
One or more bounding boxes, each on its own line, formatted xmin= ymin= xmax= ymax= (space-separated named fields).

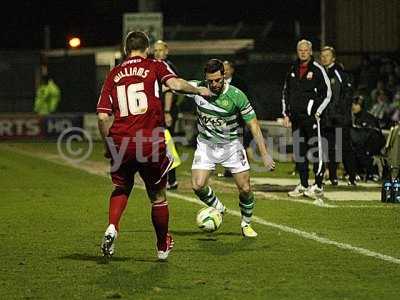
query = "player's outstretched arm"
xmin=246 ymin=118 xmax=276 ymax=171
xmin=165 ymin=77 xmax=212 ymax=97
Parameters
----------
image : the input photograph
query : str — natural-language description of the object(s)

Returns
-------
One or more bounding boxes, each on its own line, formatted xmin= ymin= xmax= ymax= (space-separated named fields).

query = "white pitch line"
xmin=249 ymin=214 xmax=400 ymax=265
xmin=165 ymin=191 xmax=400 ymax=265
xmin=199 ymin=175 xmax=338 ymax=208
xmin=255 ymin=191 xmax=396 ymax=209
xmin=3 ymin=145 xmax=400 ymax=265
xmin=254 ymin=191 xmax=337 ymax=208
xmin=205 ymin=174 xmax=389 ymax=209
xmin=335 ymin=205 xmax=395 ymax=208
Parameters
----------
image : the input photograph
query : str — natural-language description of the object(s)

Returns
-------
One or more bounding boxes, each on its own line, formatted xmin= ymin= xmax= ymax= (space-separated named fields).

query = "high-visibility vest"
xmin=33 ymin=80 xmax=61 ymax=115
xmin=165 ymin=128 xmax=181 ymax=169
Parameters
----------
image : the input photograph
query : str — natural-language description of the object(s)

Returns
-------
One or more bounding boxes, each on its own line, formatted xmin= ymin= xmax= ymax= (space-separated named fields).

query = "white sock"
xmin=214 ymin=201 xmax=226 ymax=214
xmin=241 ymin=218 xmax=251 ymax=228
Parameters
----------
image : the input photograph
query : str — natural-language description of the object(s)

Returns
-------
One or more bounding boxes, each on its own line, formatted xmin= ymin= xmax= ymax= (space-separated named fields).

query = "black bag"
xmin=365 ymin=128 xmax=386 ymax=156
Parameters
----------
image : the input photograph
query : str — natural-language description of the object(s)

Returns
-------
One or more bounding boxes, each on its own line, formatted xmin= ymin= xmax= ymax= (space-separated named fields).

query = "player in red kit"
xmin=97 ymin=31 xmax=211 ymax=260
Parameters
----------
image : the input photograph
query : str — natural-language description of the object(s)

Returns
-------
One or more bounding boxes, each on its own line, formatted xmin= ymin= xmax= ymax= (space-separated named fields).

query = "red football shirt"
xmin=97 ymin=56 xmax=177 ymax=147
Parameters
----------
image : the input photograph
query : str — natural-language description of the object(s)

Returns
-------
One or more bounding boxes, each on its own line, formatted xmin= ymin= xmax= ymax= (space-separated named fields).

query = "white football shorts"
xmin=192 ymin=138 xmax=250 ymax=173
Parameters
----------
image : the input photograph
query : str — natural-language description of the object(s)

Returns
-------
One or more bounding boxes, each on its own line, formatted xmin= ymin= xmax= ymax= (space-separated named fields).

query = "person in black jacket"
xmin=223 ymin=60 xmax=249 ymax=95
xmin=282 ymin=39 xmax=332 ymax=201
xmin=351 ymin=96 xmax=386 ymax=181
xmin=320 ymin=46 xmax=357 ymax=186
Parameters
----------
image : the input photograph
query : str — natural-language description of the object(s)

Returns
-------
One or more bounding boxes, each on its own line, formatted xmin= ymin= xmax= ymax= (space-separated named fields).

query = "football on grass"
xmin=196 ymin=207 xmax=222 ymax=232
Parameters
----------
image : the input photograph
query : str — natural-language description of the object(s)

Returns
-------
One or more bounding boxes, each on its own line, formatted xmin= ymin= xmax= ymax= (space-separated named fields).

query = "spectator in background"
xmin=370 ymin=79 xmax=389 ymax=104
xmin=352 ymin=96 xmax=380 ymax=131
xmin=356 ymin=55 xmax=379 ymax=92
xmin=320 ymin=46 xmax=357 ymax=186
xmin=351 ymin=96 xmax=385 ymax=181
xmin=387 ymin=91 xmax=400 ymax=128
xmin=353 ymin=55 xmax=400 ymax=125
xmin=221 ymin=60 xmax=253 ymax=177
xmin=223 ymin=60 xmax=249 ymax=95
xmin=394 ymin=64 xmax=400 ymax=80
xmin=154 ymin=40 xmax=181 ymax=190
xmin=33 ymin=74 xmax=61 ymax=116
xmin=392 ymin=91 xmax=400 ymax=109
xmin=369 ymin=90 xmax=391 ymax=129
xmin=354 ymin=84 xmax=372 ymax=111
xmin=387 ymin=74 xmax=398 ymax=98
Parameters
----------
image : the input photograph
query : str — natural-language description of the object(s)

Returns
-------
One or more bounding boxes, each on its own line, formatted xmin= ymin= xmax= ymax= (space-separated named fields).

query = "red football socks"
xmin=108 ymin=190 xmax=129 ymax=232
xmin=151 ymin=201 xmax=169 ymax=249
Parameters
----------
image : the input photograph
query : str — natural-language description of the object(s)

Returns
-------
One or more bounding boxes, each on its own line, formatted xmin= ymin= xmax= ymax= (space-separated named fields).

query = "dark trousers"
xmin=324 ymin=126 xmax=357 ymax=183
xmin=341 ymin=126 xmax=357 ymax=182
xmin=324 ymin=127 xmax=338 ymax=181
xmin=292 ymin=118 xmax=325 ymax=188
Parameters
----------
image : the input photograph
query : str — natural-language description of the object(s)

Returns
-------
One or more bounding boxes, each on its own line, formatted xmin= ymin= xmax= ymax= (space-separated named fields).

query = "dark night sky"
xmin=0 ymin=0 xmax=320 ymax=50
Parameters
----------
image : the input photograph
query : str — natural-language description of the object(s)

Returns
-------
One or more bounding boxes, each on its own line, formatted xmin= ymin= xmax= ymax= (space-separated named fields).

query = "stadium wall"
xmin=0 ymin=52 xmax=41 ymax=113
xmin=326 ymin=0 xmax=400 ymax=69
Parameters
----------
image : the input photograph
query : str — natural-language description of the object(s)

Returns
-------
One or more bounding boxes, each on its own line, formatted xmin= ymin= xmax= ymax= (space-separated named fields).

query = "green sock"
xmin=239 ymin=192 xmax=255 ymax=225
xmin=194 ymin=186 xmax=224 ymax=212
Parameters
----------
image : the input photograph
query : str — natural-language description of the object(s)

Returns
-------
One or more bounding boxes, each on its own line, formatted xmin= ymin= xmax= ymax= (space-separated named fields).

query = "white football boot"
xmin=157 ymin=233 xmax=174 ymax=261
xmin=288 ymin=184 xmax=307 ymax=197
xmin=101 ymin=224 xmax=118 ymax=257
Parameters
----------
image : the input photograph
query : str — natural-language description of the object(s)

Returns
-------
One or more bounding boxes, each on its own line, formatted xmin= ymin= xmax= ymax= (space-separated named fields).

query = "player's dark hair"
xmin=124 ymin=31 xmax=150 ymax=55
xmin=204 ymin=59 xmax=225 ymax=75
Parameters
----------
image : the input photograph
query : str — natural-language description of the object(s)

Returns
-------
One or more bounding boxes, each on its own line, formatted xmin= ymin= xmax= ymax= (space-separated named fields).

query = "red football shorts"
xmin=109 ymin=144 xmax=173 ymax=191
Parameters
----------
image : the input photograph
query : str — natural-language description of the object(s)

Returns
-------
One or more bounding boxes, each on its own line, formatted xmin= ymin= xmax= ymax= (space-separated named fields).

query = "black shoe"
xmin=347 ymin=180 xmax=357 ymax=186
xmin=365 ymin=174 xmax=380 ymax=182
xmin=330 ymin=179 xmax=338 ymax=186
xmin=167 ymin=181 xmax=178 ymax=190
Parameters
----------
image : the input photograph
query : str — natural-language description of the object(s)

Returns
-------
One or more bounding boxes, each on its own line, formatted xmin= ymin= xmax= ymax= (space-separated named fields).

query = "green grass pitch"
xmin=1 ymin=142 xmax=400 ymax=299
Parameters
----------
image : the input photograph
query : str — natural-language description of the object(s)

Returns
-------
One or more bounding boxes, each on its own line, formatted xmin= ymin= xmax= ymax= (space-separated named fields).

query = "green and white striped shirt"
xmin=188 ymin=80 xmax=256 ymax=143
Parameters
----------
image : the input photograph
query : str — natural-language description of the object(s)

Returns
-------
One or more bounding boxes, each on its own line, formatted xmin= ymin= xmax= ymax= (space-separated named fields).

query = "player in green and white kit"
xmin=188 ymin=59 xmax=275 ymax=237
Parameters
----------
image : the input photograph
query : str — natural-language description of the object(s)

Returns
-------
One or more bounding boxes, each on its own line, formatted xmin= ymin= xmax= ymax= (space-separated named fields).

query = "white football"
xmin=196 ymin=207 xmax=222 ymax=232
